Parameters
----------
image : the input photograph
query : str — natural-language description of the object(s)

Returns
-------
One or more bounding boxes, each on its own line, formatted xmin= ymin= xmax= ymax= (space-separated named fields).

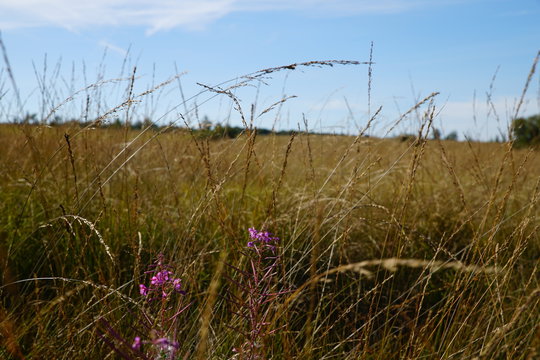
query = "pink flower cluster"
xmin=131 ymin=335 xmax=179 ymax=352
xmin=247 ymin=227 xmax=279 ymax=248
xmin=139 ymin=259 xmax=185 ymax=300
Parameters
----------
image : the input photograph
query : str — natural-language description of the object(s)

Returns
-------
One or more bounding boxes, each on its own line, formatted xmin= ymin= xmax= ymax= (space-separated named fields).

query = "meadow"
xmin=0 ymin=60 xmax=539 ymax=359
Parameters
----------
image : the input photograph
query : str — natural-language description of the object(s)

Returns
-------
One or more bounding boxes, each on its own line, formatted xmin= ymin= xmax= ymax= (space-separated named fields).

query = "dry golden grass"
xmin=0 ymin=118 xmax=539 ymax=359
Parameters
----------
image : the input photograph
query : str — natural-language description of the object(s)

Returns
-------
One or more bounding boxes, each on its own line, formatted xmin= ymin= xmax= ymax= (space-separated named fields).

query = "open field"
xmin=0 ymin=122 xmax=539 ymax=359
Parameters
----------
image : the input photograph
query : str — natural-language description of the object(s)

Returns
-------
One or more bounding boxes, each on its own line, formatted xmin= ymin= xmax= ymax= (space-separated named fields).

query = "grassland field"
xmin=0 ymin=121 xmax=539 ymax=359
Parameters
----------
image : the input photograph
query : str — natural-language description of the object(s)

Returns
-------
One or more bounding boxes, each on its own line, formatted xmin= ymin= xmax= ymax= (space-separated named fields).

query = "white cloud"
xmin=98 ymin=40 xmax=128 ymax=56
xmin=0 ymin=0 xmax=466 ymax=34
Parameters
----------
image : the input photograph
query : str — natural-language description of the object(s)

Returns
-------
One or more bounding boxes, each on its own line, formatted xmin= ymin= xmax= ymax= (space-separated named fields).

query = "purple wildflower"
xmin=153 ymin=337 xmax=180 ymax=350
xmin=139 ymin=284 xmax=148 ymax=296
xmin=230 ymin=228 xmax=284 ymax=358
xmin=248 ymin=227 xmax=258 ymax=239
xmin=247 ymin=227 xmax=279 ymax=248
xmin=138 ymin=256 xmax=186 ymax=300
xmin=151 ymin=270 xmax=172 ymax=286
xmin=132 ymin=336 xmax=141 ymax=350
xmin=173 ymin=278 xmax=182 ymax=292
xmin=103 ymin=255 xmax=190 ymax=360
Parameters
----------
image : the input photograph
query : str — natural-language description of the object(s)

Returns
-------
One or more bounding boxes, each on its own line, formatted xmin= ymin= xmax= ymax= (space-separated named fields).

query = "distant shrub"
xmin=445 ymin=131 xmax=458 ymax=141
xmin=397 ymin=133 xmax=416 ymax=142
xmin=511 ymin=114 xmax=540 ymax=148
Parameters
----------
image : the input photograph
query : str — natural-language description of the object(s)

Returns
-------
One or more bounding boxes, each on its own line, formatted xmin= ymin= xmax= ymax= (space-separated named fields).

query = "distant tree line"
xmin=396 ymin=128 xmax=459 ymax=142
xmin=22 ymin=112 xmax=540 ymax=145
xmin=10 ymin=113 xmax=299 ymax=138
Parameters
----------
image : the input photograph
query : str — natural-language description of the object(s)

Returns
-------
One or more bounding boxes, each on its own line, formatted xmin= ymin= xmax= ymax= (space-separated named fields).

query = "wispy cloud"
xmin=98 ymin=40 xmax=128 ymax=57
xmin=0 ymin=0 xmax=464 ymax=34
xmin=0 ymin=0 xmax=235 ymax=34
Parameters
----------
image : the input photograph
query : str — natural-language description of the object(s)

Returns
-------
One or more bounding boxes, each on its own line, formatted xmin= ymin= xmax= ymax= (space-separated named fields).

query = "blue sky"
xmin=0 ymin=0 xmax=538 ymax=139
